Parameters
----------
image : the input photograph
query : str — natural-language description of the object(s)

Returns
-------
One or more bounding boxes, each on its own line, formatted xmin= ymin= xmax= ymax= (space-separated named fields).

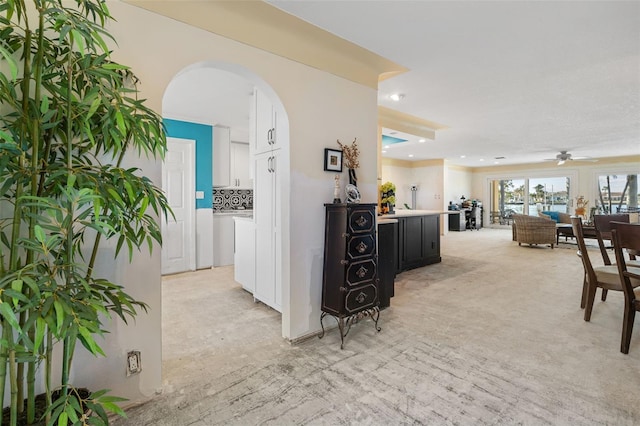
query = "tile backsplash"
xmin=213 ymin=188 xmax=253 ymax=212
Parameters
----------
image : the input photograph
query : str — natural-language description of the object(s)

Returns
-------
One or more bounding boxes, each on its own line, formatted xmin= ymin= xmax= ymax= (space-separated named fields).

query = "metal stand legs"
xmin=319 ymin=307 xmax=381 ymax=349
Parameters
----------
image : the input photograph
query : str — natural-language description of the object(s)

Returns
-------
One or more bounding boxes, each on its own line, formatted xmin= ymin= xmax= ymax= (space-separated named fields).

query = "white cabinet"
xmin=234 ymin=216 xmax=255 ymax=293
xmin=253 ymin=150 xmax=281 ymax=312
xmin=230 ymin=141 xmax=251 ymax=188
xmin=213 ymin=125 xmax=230 ymax=187
xmin=212 ymin=214 xmax=235 ymax=267
xmin=254 ymin=88 xmax=278 ymax=155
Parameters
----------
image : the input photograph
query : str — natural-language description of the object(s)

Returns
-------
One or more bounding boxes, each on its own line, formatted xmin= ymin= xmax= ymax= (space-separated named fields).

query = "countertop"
xmin=377 ymin=218 xmax=398 ymax=224
xmin=380 ymin=209 xmax=450 ymax=218
xmin=213 ymin=210 xmax=253 ymax=216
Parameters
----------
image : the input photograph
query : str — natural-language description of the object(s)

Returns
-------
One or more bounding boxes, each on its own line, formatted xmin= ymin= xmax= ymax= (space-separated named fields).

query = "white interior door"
xmin=162 ymin=137 xmax=196 ymax=275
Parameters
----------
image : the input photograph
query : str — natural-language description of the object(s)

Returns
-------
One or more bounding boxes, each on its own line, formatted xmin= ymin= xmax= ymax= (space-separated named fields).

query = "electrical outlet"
xmin=127 ymin=351 xmax=141 ymax=376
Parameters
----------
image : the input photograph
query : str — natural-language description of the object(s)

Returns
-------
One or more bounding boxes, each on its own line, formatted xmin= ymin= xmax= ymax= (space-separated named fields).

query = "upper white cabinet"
xmin=230 ymin=141 xmax=251 ymax=188
xmin=213 ymin=125 xmax=230 ymax=187
xmin=254 ymin=88 xmax=278 ymax=154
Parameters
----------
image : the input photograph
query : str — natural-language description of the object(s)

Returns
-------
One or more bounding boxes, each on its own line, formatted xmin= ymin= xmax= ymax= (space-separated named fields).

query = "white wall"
xmin=68 ymin=1 xmax=380 ymax=405
xmin=381 ymin=163 xmax=413 ymax=207
xmin=444 ymin=165 xmax=474 ymax=206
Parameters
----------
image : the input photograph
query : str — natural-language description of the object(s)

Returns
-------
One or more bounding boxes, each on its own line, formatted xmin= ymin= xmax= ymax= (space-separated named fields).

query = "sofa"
xmin=512 ymin=213 xmax=556 ymax=248
xmin=539 ymin=211 xmax=571 ymax=224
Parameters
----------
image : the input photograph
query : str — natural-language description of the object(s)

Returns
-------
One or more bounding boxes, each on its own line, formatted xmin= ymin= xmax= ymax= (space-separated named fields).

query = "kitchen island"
xmin=380 ymin=209 xmax=447 ymax=272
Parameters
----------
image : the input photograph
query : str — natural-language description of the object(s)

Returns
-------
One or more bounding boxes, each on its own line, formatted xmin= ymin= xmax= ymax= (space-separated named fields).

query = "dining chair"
xmin=611 ymin=222 xmax=640 ymax=353
xmin=593 ymin=214 xmax=634 ymax=302
xmin=593 ymin=214 xmax=630 ymax=266
xmin=570 ymin=217 xmax=639 ymax=321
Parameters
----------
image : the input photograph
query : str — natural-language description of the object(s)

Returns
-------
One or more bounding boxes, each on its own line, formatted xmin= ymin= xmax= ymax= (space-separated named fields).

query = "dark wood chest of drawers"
xmin=320 ymin=203 xmax=380 ymax=348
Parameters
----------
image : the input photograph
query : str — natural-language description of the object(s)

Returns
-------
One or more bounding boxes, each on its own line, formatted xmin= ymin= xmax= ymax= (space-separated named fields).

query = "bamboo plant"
xmin=0 ymin=1 xmax=170 ymax=425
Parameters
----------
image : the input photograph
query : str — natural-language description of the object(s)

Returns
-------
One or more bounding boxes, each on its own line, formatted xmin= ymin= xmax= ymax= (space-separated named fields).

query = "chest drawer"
xmin=347 ymin=234 xmax=375 ymax=259
xmin=345 ymin=283 xmax=378 ymax=314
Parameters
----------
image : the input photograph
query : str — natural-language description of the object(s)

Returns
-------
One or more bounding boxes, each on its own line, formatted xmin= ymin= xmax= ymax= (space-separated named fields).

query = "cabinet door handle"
xmin=267 ymin=129 xmax=272 ymax=144
xmin=271 ymin=155 xmax=276 ymax=172
xmin=267 ymin=157 xmax=272 ymax=172
xmin=270 ymin=127 xmax=276 ymax=144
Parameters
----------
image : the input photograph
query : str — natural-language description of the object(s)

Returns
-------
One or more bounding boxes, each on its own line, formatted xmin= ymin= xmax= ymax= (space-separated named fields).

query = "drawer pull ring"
xmin=355 ymin=292 xmax=367 ymax=304
xmin=355 ymin=216 xmax=368 ymax=227
xmin=356 ymin=242 xmax=368 ymax=253
xmin=356 ymin=266 xmax=368 ymax=278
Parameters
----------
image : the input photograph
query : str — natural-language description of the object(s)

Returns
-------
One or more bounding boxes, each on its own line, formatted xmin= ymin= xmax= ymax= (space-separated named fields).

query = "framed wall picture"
xmin=324 ymin=148 xmax=343 ymax=172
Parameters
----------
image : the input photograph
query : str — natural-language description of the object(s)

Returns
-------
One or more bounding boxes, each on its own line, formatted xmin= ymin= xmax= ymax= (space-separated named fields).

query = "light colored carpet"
xmin=113 ymin=228 xmax=640 ymax=425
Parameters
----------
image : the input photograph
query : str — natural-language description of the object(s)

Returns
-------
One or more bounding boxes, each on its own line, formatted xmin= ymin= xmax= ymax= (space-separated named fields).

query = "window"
xmin=529 ymin=177 xmax=570 ymax=214
xmin=490 ymin=176 xmax=571 ymax=221
xmin=597 ymin=174 xmax=639 ymax=213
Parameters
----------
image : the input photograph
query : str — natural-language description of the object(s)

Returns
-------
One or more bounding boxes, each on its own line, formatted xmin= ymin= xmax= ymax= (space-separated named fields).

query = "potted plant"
xmin=0 ymin=1 xmax=170 ymax=424
xmin=380 ymin=182 xmax=396 ymax=214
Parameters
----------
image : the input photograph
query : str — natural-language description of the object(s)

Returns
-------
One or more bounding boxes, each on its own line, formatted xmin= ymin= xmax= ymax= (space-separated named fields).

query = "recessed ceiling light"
xmin=460 ymin=155 xmax=466 ymax=158
xmin=479 ymin=159 xmax=485 ymax=162
xmin=384 ymin=145 xmax=390 ymax=149
xmin=389 ymin=93 xmax=405 ymax=101
xmin=494 ymin=161 xmax=499 ymax=164
xmin=418 ymin=138 xmax=426 ymax=143
xmin=381 ymin=150 xmax=387 ymax=154
xmin=408 ymin=154 xmax=414 ymax=158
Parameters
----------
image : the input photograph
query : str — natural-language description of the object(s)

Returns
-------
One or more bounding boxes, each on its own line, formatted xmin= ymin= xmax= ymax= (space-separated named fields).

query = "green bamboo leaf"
xmin=87 ymin=96 xmax=101 ymax=119
xmin=0 ymin=45 xmax=18 ymax=80
xmin=10 ymin=279 xmax=22 ymax=308
xmin=53 ymin=300 xmax=64 ymax=335
xmin=40 ymin=95 xmax=49 ymax=113
xmin=57 ymin=411 xmax=67 ymax=426
xmin=101 ymin=401 xmax=125 ymax=417
xmin=34 ymin=317 xmax=46 ymax=354
xmin=67 ymin=396 xmax=81 ymax=420
xmin=78 ymin=325 xmax=105 ymax=356
xmin=70 ymin=29 xmax=86 ymax=53
xmin=97 ymin=395 xmax=128 ymax=403
xmin=0 ymin=302 xmax=21 ymax=333
xmin=138 ymin=196 xmax=149 ymax=218
xmin=67 ymin=173 xmax=76 ymax=189
xmin=107 ymin=188 xmax=124 ymax=205
xmin=124 ymin=181 xmax=134 ymax=203
xmin=115 ymin=110 xmax=126 ymax=135
xmin=34 ymin=224 xmax=46 ymax=243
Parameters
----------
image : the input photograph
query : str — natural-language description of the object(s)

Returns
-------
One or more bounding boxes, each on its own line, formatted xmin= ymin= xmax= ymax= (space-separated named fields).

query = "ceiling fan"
xmin=543 ymin=151 xmax=597 ymax=165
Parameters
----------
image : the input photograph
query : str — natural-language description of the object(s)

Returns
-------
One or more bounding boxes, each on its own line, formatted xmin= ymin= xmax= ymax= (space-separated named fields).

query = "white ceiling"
xmin=267 ymin=0 xmax=640 ymax=167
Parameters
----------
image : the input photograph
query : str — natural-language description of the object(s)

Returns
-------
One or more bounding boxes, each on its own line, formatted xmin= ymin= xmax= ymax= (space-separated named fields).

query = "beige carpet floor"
xmin=113 ymin=227 xmax=640 ymax=425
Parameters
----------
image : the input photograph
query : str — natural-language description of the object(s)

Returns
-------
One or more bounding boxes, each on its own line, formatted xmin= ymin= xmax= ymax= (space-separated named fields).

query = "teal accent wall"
xmin=381 ymin=135 xmax=408 ymax=145
xmin=163 ymin=118 xmax=212 ymax=209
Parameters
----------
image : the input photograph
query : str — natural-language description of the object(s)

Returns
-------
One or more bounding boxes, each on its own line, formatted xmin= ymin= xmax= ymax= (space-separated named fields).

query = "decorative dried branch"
xmin=337 ymin=138 xmax=360 ymax=169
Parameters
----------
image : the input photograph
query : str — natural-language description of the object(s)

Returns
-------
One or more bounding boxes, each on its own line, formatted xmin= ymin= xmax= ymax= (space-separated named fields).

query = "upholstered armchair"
xmin=512 ymin=214 xmax=556 ymax=248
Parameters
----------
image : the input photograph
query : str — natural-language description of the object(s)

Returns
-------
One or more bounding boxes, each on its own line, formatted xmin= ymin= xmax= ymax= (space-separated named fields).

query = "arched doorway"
xmin=160 ymin=61 xmax=290 ymax=338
